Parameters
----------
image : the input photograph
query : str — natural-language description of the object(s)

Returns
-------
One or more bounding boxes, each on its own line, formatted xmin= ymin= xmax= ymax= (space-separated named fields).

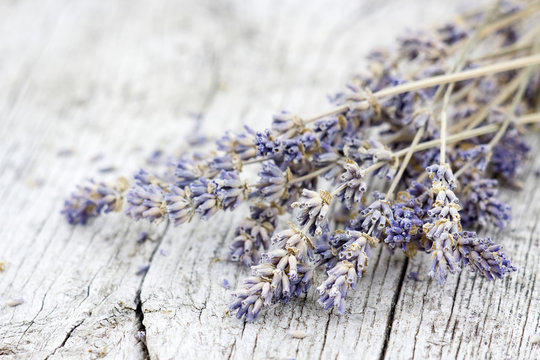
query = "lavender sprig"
xmin=62 ymin=178 xmax=128 ymax=225
xmin=230 ymin=224 xmax=314 ymax=321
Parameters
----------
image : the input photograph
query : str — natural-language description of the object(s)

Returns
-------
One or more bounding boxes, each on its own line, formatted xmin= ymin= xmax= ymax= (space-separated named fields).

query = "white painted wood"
xmin=1 ymin=0 xmax=538 ymax=359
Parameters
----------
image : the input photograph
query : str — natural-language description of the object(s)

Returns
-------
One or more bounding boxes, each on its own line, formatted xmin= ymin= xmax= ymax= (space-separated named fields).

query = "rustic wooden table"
xmin=1 ymin=0 xmax=539 ymax=359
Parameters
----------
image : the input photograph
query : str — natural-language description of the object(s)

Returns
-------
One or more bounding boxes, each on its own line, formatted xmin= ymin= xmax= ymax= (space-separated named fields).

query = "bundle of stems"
xmin=63 ymin=1 xmax=540 ymax=320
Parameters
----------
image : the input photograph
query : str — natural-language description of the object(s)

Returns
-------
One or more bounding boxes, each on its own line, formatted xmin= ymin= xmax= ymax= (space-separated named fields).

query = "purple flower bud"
xmin=165 ymin=185 xmax=194 ymax=226
xmin=126 ymin=184 xmax=167 ymax=222
xmin=62 ymin=178 xmax=128 ymax=225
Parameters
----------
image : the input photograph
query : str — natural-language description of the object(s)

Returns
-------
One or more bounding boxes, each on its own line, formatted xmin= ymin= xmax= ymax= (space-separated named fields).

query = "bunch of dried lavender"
xmin=62 ymin=2 xmax=540 ymax=320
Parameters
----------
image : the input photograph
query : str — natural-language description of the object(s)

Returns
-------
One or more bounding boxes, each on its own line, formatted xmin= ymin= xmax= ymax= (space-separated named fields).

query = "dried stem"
xmin=437 ymin=2 xmax=500 ymax=164
xmin=386 ymin=125 xmax=425 ymax=198
xmin=479 ymin=1 xmax=540 ymax=39
xmin=287 ymin=164 xmax=337 ymax=185
xmin=489 ymin=44 xmax=540 ymax=147
xmin=375 ymin=53 xmax=540 ymax=98
xmin=303 ymin=53 xmax=540 ymax=125
xmin=459 ymin=73 xmax=524 ymax=131
xmin=399 ymin=112 xmax=540 ymax=156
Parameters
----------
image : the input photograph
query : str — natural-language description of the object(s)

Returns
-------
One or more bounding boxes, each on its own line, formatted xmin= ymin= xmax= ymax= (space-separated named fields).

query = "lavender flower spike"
xmin=125 ymin=184 xmax=167 ymax=222
xmin=229 ymin=204 xmax=278 ymax=265
xmin=213 ymin=170 xmax=249 ymax=211
xmin=231 ymin=224 xmax=315 ymax=321
xmin=334 ymin=159 xmax=367 ymax=210
xmin=317 ymin=230 xmax=377 ymax=313
xmin=271 ymin=111 xmax=304 ymax=139
xmin=217 ymin=125 xmax=257 ymax=161
xmin=455 ymin=231 xmax=516 ymax=280
xmin=189 ymin=178 xmax=221 ymax=220
xmin=252 ymin=162 xmax=291 ymax=202
xmin=461 ymin=177 xmax=511 ymax=229
xmin=423 ymin=163 xmax=461 ymax=284
xmin=230 ymin=255 xmax=314 ymax=321
xmin=62 ymin=177 xmax=129 ymax=225
xmin=348 ymin=192 xmax=394 ymax=238
xmin=292 ymin=189 xmax=332 ymax=236
xmin=165 ymin=185 xmax=194 ymax=226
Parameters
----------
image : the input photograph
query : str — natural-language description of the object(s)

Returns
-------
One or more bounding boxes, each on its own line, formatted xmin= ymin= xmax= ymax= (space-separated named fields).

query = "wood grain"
xmin=0 ymin=0 xmax=538 ymax=359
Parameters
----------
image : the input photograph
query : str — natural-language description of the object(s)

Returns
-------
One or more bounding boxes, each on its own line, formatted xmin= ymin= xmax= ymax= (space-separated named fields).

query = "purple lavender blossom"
xmin=461 ymin=177 xmax=511 ymax=229
xmin=398 ymin=31 xmax=447 ymax=62
xmin=334 ymin=160 xmax=367 ymax=210
xmin=213 ymin=171 xmax=248 ymax=211
xmin=229 ymin=204 xmax=278 ymax=265
xmin=189 ymin=178 xmax=220 ymax=219
xmin=423 ymin=163 xmax=462 ymax=284
xmin=292 ymin=189 xmax=332 ymax=236
xmin=251 ymin=162 xmax=290 ymax=202
xmin=165 ymin=185 xmax=194 ymax=226
xmin=406 ymin=181 xmax=433 ymax=215
xmin=125 ymin=184 xmax=167 ymax=222
xmin=133 ymin=169 xmax=155 ymax=186
xmin=385 ymin=205 xmax=423 ymax=250
xmin=231 ymin=225 xmax=314 ymax=321
xmin=330 ymin=82 xmax=380 ymax=124
xmin=230 ymin=256 xmax=313 ymax=321
xmin=229 ymin=229 xmax=257 ymax=266
xmin=217 ymin=125 xmax=257 ymax=161
xmin=457 ymin=144 xmax=490 ymax=173
xmin=317 ymin=231 xmax=376 ymax=313
xmin=270 ymin=225 xmax=314 ymax=261
xmin=62 ymin=178 xmax=128 ymax=225
xmin=176 ymin=159 xmax=216 ymax=187
xmin=437 ymin=23 xmax=468 ymax=45
xmin=314 ymin=116 xmax=344 ymax=146
xmin=490 ymin=128 xmax=530 ymax=183
xmin=281 ymin=133 xmax=319 ymax=166
xmin=271 ymin=111 xmax=304 ymax=139
xmin=455 ymin=231 xmax=516 ymax=280
xmin=255 ymin=130 xmax=281 ymax=158
xmin=312 ymin=142 xmax=342 ymax=180
xmin=348 ymin=192 xmax=394 ymax=238
xmin=208 ymin=155 xmax=240 ymax=172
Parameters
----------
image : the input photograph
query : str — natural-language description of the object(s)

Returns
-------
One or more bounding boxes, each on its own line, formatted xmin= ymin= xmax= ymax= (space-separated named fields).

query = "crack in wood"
xmin=378 ymin=258 xmax=408 ymax=360
xmin=318 ymin=314 xmax=332 ymax=360
xmin=43 ymin=319 xmax=86 ymax=360
xmin=135 ymin=221 xmax=171 ymax=360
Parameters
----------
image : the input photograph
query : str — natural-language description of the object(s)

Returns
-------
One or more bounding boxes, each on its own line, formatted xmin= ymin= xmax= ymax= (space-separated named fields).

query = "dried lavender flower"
xmin=334 ymin=160 xmax=367 ymax=210
xmin=217 ymin=125 xmax=257 ymax=160
xmin=454 ymin=231 xmax=515 ymax=280
xmin=291 ymin=189 xmax=332 ymax=236
xmin=62 ymin=178 xmax=128 ymax=225
xmin=231 ymin=225 xmax=314 ymax=321
xmin=349 ymin=192 xmax=394 ymax=239
xmin=165 ymin=185 xmax=194 ymax=226
xmin=460 ymin=176 xmax=511 ymax=228
xmin=251 ymin=162 xmax=290 ymax=202
xmin=189 ymin=178 xmax=221 ymax=219
xmin=423 ymin=164 xmax=462 ymax=285
xmin=213 ymin=170 xmax=249 ymax=211
xmin=317 ymin=231 xmax=377 ymax=313
xmin=126 ymin=184 xmax=167 ymax=222
xmin=229 ymin=204 xmax=278 ymax=265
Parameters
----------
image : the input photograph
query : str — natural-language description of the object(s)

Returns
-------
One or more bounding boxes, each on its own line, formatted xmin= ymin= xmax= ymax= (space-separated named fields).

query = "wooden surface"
xmin=0 ymin=0 xmax=539 ymax=359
